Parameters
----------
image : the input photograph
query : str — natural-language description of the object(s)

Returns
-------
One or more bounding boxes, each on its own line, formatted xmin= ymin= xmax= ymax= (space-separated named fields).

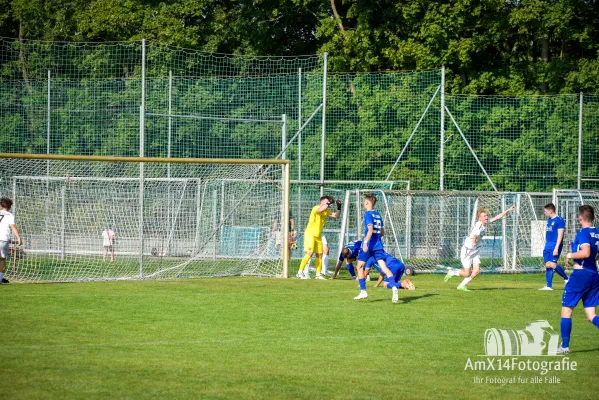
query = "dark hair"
xmin=341 ymin=248 xmax=352 ymax=259
xmin=0 ymin=197 xmax=13 ymax=210
xmin=578 ymin=205 xmax=595 ymax=222
xmin=544 ymin=203 xmax=556 ymax=213
xmin=320 ymin=195 xmax=334 ymax=203
xmin=364 ymin=193 xmax=377 ymax=206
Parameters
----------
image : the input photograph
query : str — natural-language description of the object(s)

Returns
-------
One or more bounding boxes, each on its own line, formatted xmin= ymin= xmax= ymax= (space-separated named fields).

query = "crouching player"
xmin=331 ymin=240 xmax=362 ymax=280
xmin=365 ymin=253 xmax=415 ymax=292
xmin=558 ymin=205 xmax=599 ymax=354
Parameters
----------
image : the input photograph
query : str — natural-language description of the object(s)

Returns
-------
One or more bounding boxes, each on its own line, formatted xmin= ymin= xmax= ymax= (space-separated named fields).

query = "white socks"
xmin=451 ymin=269 xmax=461 ymax=276
xmin=458 ymin=277 xmax=472 ymax=287
xmin=322 ymin=255 xmax=329 ymax=273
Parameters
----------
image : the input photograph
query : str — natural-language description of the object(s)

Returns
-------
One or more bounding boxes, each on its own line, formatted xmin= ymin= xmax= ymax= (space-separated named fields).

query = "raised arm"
xmin=490 ymin=205 xmax=516 ymax=223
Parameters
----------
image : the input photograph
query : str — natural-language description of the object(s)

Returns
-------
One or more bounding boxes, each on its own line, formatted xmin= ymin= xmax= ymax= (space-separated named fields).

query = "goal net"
xmin=0 ymin=154 xmax=290 ymax=282
xmin=553 ymin=189 xmax=599 ymax=241
xmin=339 ymin=190 xmax=546 ymax=273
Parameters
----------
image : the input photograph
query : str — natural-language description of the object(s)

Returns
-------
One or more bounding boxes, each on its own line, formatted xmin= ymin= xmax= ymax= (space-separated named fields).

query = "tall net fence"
xmin=0 ymin=155 xmax=288 ymax=282
xmin=1 ymin=38 xmax=599 ymax=194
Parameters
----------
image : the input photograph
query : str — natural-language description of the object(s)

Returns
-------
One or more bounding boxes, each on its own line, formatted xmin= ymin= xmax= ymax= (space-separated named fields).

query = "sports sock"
xmin=315 ymin=257 xmax=322 ymax=274
xmin=0 ymin=272 xmax=4 ymax=281
xmin=555 ymin=265 xmax=568 ymax=280
xmin=458 ymin=277 xmax=472 ymax=287
xmin=545 ymin=268 xmax=554 ymax=288
xmin=592 ymin=316 xmax=599 ymax=330
xmin=347 ymin=263 xmax=356 ymax=278
xmin=322 ymin=255 xmax=329 ymax=273
xmin=358 ymin=278 xmax=366 ymax=291
xmin=560 ymin=317 xmax=572 ymax=348
xmin=452 ymin=269 xmax=461 ymax=276
xmin=298 ymin=254 xmax=311 ymax=272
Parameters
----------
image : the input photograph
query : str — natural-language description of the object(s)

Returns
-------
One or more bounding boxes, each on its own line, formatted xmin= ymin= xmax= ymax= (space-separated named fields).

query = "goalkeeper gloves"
xmin=335 ymin=199 xmax=342 ymax=211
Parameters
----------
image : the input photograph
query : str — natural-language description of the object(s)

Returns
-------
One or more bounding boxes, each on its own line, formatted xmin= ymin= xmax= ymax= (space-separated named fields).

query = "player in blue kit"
xmin=364 ymin=253 xmax=415 ymax=291
xmin=331 ymin=240 xmax=362 ymax=279
xmin=558 ymin=205 xmax=599 ymax=354
xmin=539 ymin=203 xmax=569 ymax=290
xmin=353 ymin=193 xmax=400 ymax=303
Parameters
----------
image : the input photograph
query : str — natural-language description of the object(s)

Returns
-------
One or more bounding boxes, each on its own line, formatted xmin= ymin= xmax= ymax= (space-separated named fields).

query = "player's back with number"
xmin=0 ymin=210 xmax=15 ymax=242
xmin=572 ymin=226 xmax=599 ymax=272
xmin=364 ymin=210 xmax=384 ymax=251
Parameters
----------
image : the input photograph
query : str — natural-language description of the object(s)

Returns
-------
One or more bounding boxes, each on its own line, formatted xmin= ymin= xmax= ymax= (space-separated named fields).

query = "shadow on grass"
xmin=573 ymin=347 xmax=599 ymax=354
xmin=369 ymin=293 xmax=439 ymax=303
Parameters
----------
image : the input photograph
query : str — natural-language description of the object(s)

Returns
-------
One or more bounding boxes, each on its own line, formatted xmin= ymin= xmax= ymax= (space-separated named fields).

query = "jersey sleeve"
xmin=576 ymin=229 xmax=591 ymax=246
xmin=555 ymin=218 xmax=565 ymax=231
xmin=364 ymin=212 xmax=373 ymax=226
xmin=6 ymin=214 xmax=15 ymax=225
xmin=471 ymin=222 xmax=483 ymax=236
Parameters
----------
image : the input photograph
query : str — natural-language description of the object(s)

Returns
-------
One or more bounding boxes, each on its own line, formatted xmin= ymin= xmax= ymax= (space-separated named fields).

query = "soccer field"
xmin=1 ymin=274 xmax=598 ymax=399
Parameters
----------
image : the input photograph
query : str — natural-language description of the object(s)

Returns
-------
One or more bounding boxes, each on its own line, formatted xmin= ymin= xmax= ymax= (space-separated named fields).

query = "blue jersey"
xmin=338 ymin=240 xmax=362 ymax=262
xmin=365 ymin=253 xmax=405 ymax=282
xmin=572 ymin=227 xmax=599 ymax=272
xmin=363 ymin=210 xmax=384 ymax=251
xmin=545 ymin=216 xmax=565 ymax=246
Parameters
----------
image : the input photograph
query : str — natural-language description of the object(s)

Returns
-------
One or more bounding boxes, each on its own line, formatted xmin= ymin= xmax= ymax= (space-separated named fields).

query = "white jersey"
xmin=463 ymin=221 xmax=487 ymax=249
xmin=0 ymin=210 xmax=15 ymax=242
xmin=102 ymin=229 xmax=115 ymax=246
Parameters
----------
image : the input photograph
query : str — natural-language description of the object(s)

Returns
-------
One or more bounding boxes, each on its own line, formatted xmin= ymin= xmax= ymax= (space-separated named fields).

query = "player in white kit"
xmin=444 ymin=205 xmax=515 ymax=291
xmin=0 ymin=198 xmax=22 ymax=284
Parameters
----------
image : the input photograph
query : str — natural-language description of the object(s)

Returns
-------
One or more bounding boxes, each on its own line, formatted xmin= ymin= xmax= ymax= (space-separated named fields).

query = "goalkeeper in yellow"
xmin=296 ymin=195 xmax=341 ymax=279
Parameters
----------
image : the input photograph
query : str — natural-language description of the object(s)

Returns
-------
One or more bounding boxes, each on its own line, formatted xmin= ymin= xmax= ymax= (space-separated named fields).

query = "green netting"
xmin=444 ymin=95 xmax=581 ymax=192
xmin=582 ymin=94 xmax=599 ymax=189
xmin=2 ymin=38 xmax=599 ymax=192
xmin=324 ymin=71 xmax=442 ymax=186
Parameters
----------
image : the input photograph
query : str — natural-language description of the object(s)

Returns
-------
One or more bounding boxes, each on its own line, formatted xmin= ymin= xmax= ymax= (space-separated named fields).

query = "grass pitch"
xmin=1 ymin=273 xmax=598 ymax=399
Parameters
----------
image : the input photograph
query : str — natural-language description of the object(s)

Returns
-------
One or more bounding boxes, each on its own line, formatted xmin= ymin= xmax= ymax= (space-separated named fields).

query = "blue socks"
xmin=554 ymin=265 xmax=568 ymax=280
xmin=358 ymin=278 xmax=366 ymax=291
xmin=347 ymin=263 xmax=356 ymax=278
xmin=560 ymin=318 xmax=572 ymax=348
xmin=545 ymin=268 xmax=554 ymax=288
xmin=593 ymin=316 xmax=599 ymax=330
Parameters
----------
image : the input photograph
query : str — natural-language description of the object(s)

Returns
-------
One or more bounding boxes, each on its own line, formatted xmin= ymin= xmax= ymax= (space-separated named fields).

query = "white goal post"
xmin=339 ymin=190 xmax=546 ymax=273
xmin=0 ymin=153 xmax=290 ymax=282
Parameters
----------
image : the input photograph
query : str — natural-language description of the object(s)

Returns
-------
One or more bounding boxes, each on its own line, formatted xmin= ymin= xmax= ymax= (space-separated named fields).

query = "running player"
xmin=558 ymin=205 xmax=599 ymax=353
xmin=444 ymin=205 xmax=515 ymax=291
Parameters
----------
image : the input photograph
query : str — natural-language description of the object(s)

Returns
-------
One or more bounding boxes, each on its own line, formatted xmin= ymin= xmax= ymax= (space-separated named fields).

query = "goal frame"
xmin=0 ymin=152 xmax=291 ymax=279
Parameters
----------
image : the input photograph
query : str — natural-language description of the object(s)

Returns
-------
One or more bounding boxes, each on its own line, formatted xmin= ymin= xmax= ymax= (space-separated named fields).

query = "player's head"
xmin=363 ymin=193 xmax=377 ymax=210
xmin=543 ymin=203 xmax=556 ymax=217
xmin=0 ymin=197 xmax=13 ymax=211
xmin=578 ymin=205 xmax=594 ymax=224
xmin=477 ymin=208 xmax=489 ymax=225
xmin=320 ymin=195 xmax=334 ymax=208
xmin=341 ymin=247 xmax=354 ymax=261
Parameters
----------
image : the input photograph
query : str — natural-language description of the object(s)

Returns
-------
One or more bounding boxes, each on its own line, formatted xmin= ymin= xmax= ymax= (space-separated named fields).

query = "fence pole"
xmin=319 ymin=53 xmax=328 ymax=197
xmin=138 ymin=38 xmax=146 ymax=278
xmin=440 ymin=66 xmax=445 ymax=190
xmin=298 ymin=67 xmax=302 ymax=229
xmin=578 ymin=92 xmax=583 ymax=190
xmin=282 ymin=114 xmax=287 ymax=160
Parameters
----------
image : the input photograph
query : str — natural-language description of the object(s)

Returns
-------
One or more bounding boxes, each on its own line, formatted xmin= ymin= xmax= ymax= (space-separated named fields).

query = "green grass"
xmin=1 ymin=274 xmax=598 ymax=399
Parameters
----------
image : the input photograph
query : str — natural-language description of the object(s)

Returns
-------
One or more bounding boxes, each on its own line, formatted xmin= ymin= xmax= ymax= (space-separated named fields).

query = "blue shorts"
xmin=543 ymin=246 xmax=562 ymax=264
xmin=388 ymin=260 xmax=405 ymax=283
xmin=562 ymin=269 xmax=599 ymax=308
xmin=358 ymin=247 xmax=386 ymax=262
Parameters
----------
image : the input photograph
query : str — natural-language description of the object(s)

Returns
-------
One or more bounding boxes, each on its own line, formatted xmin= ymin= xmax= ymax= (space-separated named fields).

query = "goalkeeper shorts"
xmin=304 ymin=235 xmax=323 ymax=254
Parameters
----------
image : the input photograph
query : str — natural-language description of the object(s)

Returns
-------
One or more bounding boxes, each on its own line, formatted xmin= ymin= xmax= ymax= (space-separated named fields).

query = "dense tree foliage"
xmin=1 ymin=0 xmax=598 ymax=93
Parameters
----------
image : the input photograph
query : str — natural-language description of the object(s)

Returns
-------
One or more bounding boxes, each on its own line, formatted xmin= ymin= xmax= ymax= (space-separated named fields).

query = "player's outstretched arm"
xmin=490 ymin=205 xmax=516 ymax=223
xmin=332 ymin=259 xmax=344 ymax=279
xmin=374 ymin=274 xmax=384 ymax=287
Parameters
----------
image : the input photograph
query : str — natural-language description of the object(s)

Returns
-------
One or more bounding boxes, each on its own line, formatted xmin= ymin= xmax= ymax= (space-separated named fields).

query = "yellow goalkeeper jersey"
xmin=304 ymin=205 xmax=332 ymax=238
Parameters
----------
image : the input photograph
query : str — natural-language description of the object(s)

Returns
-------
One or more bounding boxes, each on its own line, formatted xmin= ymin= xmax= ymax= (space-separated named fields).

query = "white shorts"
xmin=0 ymin=241 xmax=8 ymax=259
xmin=275 ymin=231 xmax=283 ymax=245
xmin=460 ymin=246 xmax=480 ymax=269
xmin=321 ymin=235 xmax=328 ymax=246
